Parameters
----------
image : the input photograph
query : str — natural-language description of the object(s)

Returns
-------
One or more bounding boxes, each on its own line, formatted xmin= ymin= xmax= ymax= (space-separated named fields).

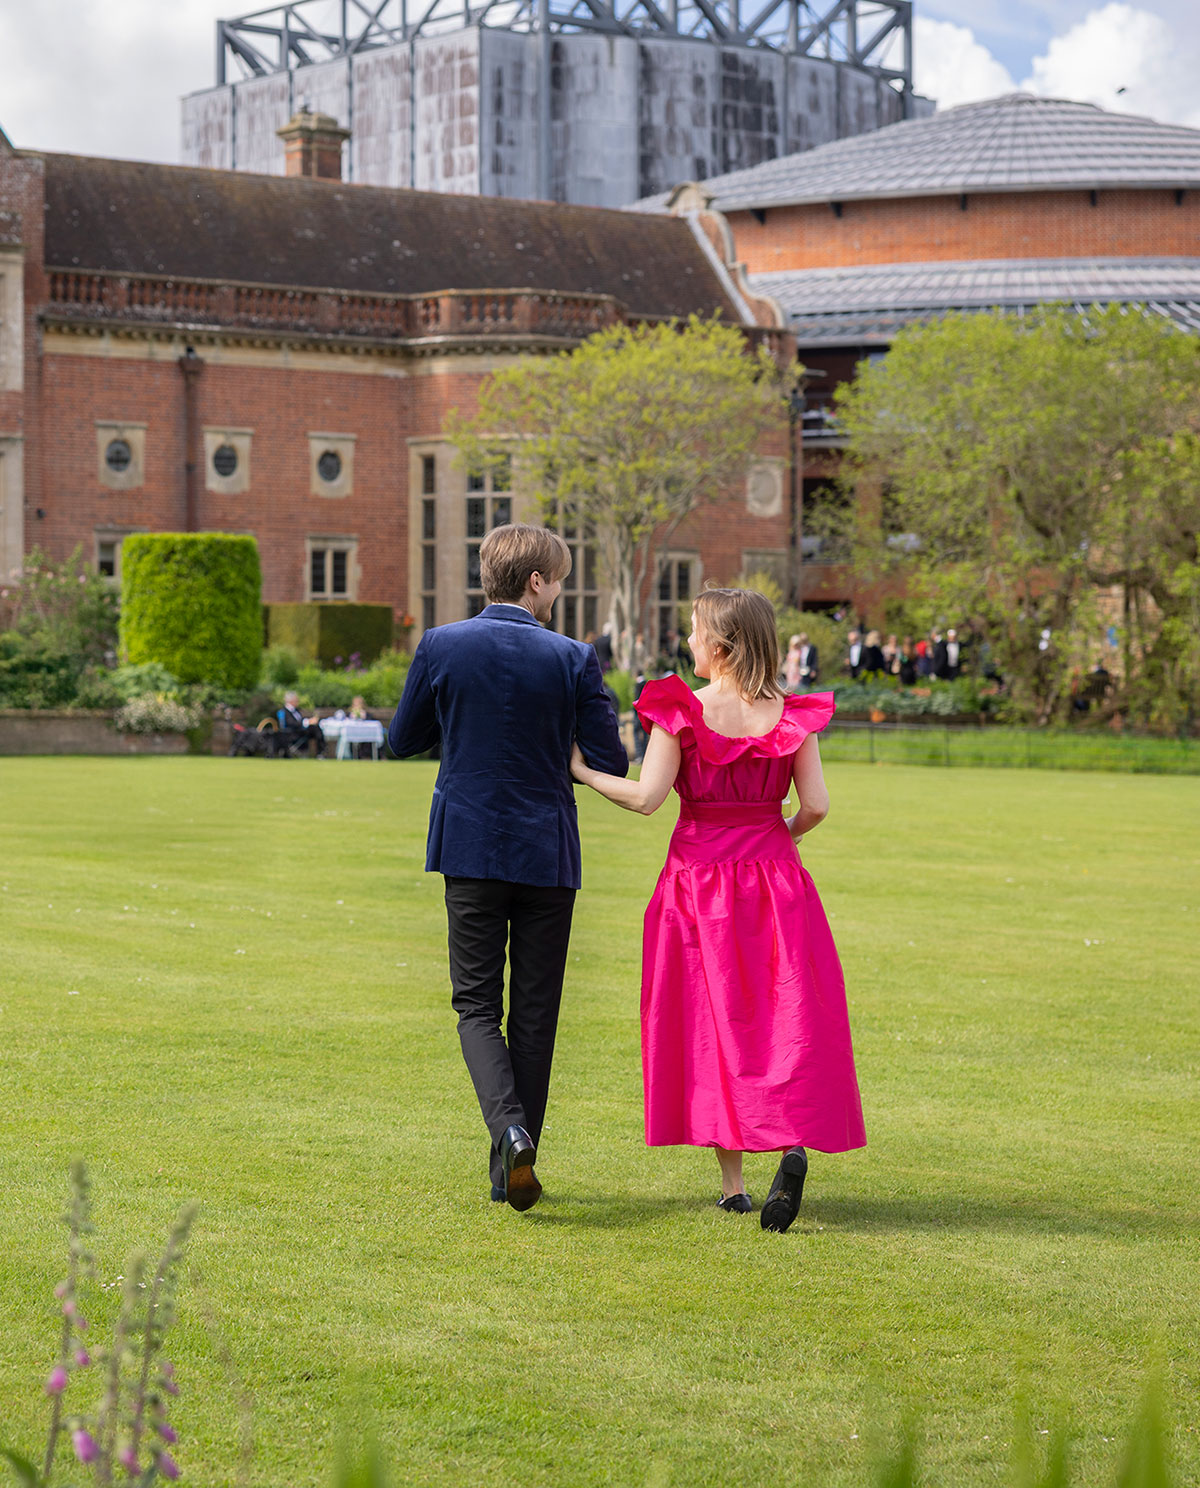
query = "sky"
xmin=1 ymin=0 xmax=1199 ymax=163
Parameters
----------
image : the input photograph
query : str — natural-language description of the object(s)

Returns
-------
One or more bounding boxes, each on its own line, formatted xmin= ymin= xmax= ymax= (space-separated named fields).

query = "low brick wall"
xmin=0 ymin=710 xmax=190 ymax=756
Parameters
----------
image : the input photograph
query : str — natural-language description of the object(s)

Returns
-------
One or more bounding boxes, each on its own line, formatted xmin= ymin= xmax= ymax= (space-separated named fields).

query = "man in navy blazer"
xmin=389 ymin=523 xmax=628 ymax=1211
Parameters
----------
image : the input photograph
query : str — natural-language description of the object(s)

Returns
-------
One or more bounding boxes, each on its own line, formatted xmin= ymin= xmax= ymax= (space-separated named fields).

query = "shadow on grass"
xmin=524 ymin=1190 xmax=705 ymax=1228
xmin=808 ymin=1192 xmax=1173 ymax=1238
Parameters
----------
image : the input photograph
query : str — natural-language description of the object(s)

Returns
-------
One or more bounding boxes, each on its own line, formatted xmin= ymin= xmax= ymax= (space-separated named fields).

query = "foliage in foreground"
xmin=2 ymin=1162 xmax=196 ymax=1487
xmin=835 ymin=305 xmax=1200 ymax=729
xmin=449 ymin=315 xmax=784 ymax=670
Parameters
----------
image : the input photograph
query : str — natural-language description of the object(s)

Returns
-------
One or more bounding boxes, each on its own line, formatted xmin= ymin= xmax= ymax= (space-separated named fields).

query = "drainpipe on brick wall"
xmin=787 ymin=379 xmax=805 ymax=611
xmin=178 ymin=346 xmax=204 ymax=532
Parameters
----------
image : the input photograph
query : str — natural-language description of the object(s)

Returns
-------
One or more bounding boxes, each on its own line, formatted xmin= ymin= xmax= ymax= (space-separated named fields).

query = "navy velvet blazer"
xmin=388 ymin=605 xmax=629 ymax=889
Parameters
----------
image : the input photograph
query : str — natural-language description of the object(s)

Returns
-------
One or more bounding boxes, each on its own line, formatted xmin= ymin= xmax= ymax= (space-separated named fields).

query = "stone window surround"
xmin=305 ymin=534 xmax=359 ymax=601
xmin=308 ymin=431 xmax=356 ymax=498
xmin=745 ymin=457 xmax=785 ymax=518
xmin=96 ymin=420 xmax=147 ymax=492
xmin=0 ymin=436 xmax=24 ymax=584
xmin=655 ymin=550 xmax=700 ymax=651
xmin=0 ymin=246 xmax=24 ymax=394
xmin=93 ymin=525 xmax=148 ymax=583
xmin=203 ymin=426 xmax=253 ymax=496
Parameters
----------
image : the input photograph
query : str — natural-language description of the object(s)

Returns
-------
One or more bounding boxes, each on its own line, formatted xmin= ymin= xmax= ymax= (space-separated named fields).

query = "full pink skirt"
xmin=641 ymin=845 xmax=866 ymax=1154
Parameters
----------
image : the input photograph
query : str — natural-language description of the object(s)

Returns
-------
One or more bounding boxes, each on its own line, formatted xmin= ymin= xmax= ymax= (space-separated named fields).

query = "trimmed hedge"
xmin=120 ymin=534 xmax=262 ymax=690
xmin=265 ymin=603 xmax=394 ymax=666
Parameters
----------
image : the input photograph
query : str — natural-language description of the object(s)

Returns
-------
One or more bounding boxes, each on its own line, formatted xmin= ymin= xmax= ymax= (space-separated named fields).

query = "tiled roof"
xmin=37 ymin=153 xmax=739 ymax=322
xmin=634 ymin=94 xmax=1200 ymax=211
xmin=749 ymin=256 xmax=1200 ymax=347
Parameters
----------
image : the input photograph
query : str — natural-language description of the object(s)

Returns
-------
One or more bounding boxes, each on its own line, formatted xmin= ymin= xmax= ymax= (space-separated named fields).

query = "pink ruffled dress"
xmin=635 ymin=674 xmax=866 ymax=1154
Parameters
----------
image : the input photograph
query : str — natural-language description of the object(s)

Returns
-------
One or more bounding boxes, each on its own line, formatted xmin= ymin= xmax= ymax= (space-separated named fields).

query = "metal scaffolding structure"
xmin=217 ymin=0 xmax=912 ymax=94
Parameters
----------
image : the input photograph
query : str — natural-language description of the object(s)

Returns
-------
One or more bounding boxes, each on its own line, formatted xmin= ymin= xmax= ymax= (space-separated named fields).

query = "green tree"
xmin=835 ymin=306 xmax=1200 ymax=725
xmin=448 ymin=316 xmax=783 ymax=669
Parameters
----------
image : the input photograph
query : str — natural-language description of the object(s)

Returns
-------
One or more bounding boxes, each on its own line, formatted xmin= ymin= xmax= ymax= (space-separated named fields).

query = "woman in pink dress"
xmin=570 ymin=588 xmax=865 ymax=1233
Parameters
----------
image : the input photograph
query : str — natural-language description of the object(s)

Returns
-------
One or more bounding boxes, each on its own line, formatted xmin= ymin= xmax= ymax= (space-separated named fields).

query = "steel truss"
xmin=217 ymin=0 xmax=912 ymax=91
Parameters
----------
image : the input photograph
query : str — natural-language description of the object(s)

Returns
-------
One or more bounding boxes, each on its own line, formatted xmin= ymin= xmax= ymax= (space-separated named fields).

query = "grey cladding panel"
xmin=181 ymin=90 xmax=234 ymax=171
xmin=638 ymin=40 xmax=719 ymax=199
xmin=551 ymin=35 xmax=638 ymax=207
xmin=480 ymin=30 xmax=538 ymax=200
xmin=353 ymin=50 xmax=413 ymax=189
xmin=234 ymin=73 xmax=292 ymax=175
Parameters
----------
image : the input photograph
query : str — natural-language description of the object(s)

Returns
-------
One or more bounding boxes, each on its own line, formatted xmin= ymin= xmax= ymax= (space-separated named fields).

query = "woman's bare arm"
xmin=786 ymin=733 xmax=830 ymax=840
xmin=571 ymin=727 xmax=681 ymax=815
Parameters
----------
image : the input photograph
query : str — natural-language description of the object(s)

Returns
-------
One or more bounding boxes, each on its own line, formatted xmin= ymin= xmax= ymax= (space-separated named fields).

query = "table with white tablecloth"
xmin=318 ymin=717 xmax=387 ymax=760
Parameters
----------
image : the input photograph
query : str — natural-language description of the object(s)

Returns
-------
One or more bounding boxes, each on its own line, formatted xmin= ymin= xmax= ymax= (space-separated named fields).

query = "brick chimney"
xmin=276 ymin=108 xmax=351 ymax=180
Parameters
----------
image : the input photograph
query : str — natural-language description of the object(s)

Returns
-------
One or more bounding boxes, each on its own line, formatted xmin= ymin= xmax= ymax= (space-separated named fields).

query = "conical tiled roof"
xmin=636 ymin=94 xmax=1200 ymax=212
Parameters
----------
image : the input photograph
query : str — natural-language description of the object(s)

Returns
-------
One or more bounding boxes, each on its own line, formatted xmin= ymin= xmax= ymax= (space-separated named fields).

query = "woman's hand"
xmin=570 ymin=742 xmax=591 ymax=783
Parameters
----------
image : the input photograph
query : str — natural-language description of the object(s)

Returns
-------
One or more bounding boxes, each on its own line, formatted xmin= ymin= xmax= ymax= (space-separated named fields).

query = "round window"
xmin=213 ymin=444 xmax=239 ymax=478
xmin=105 ymin=439 xmax=132 ymax=473
xmin=317 ymin=449 xmax=342 ymax=483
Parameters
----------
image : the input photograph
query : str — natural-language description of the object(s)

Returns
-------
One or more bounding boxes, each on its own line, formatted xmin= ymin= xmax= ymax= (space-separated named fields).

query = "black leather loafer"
xmin=499 ymin=1124 xmax=541 ymax=1212
xmin=716 ymin=1193 xmax=753 ymax=1214
xmin=760 ymin=1147 xmax=808 ymax=1233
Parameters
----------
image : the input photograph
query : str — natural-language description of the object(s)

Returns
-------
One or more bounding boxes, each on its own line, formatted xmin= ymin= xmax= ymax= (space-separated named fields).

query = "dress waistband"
xmin=678 ymin=800 xmax=784 ymax=824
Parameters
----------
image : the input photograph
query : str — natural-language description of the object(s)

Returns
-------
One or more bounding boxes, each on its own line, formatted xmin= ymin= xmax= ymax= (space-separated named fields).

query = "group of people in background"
xmin=588 ymin=620 xmax=976 ymax=736
xmin=841 ymin=627 xmax=966 ymax=685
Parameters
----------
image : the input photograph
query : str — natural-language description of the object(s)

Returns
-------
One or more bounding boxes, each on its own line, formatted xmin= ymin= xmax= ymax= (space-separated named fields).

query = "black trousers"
xmin=444 ymin=876 xmax=576 ymax=1188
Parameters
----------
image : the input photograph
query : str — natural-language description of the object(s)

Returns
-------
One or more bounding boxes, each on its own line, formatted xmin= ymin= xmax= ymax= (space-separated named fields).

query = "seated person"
xmin=348 ymin=694 xmax=375 ymax=757
xmin=277 ymin=690 xmax=325 ymax=757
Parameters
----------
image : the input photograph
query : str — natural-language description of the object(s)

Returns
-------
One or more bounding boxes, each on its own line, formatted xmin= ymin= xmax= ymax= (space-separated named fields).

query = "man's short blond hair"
xmin=480 ymin=523 xmax=572 ymax=603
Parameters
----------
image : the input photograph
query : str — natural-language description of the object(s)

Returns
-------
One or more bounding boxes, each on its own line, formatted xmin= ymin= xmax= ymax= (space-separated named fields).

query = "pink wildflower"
xmin=45 ymin=1366 xmax=68 ymax=1395
xmin=54 ymin=1282 xmax=68 ymax=1299
xmin=157 ymin=1423 xmax=178 ymax=1445
xmin=62 ymin=1298 xmax=77 ymax=1317
xmin=75 ymin=1347 xmax=91 ymax=1368
xmin=72 ymin=1429 xmax=99 ymax=1463
xmin=161 ymin=1378 xmax=180 ymax=1396
xmin=157 ymin=1449 xmax=180 ymax=1480
xmin=118 ymin=1446 xmax=140 ymax=1475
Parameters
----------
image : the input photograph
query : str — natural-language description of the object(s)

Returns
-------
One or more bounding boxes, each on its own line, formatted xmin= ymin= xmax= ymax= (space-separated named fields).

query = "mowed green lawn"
xmin=0 ymin=757 xmax=1196 ymax=1487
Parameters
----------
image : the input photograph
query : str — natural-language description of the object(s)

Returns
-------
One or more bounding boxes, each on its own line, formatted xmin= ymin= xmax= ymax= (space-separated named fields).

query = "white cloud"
xmin=1020 ymin=3 xmax=1200 ymax=128
xmin=0 ymin=0 xmax=221 ymax=162
xmin=913 ymin=17 xmax=1017 ymax=109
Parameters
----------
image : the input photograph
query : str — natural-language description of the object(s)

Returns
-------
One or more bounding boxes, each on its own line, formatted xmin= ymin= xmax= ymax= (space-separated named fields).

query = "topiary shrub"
xmin=120 ymin=535 xmax=262 ymax=690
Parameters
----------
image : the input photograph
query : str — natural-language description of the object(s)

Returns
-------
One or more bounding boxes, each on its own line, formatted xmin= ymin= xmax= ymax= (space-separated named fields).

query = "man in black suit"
xmin=389 ymin=525 xmax=628 ymax=1211
xmin=845 ymin=628 xmax=864 ymax=678
xmin=933 ymin=628 xmax=962 ymax=680
xmin=276 ymin=691 xmax=325 ymax=757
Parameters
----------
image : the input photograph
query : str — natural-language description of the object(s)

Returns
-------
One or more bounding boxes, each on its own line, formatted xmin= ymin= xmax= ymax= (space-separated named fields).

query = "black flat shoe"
xmin=760 ymin=1147 xmax=808 ymax=1233
xmin=716 ymin=1193 xmax=753 ymax=1214
xmin=490 ymin=1184 xmax=506 ymax=1203
xmin=499 ymin=1124 xmax=541 ymax=1212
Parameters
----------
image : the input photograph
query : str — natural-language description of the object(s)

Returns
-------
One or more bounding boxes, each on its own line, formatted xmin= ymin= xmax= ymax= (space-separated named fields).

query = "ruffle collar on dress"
xmin=635 ymin=673 xmax=835 ymax=762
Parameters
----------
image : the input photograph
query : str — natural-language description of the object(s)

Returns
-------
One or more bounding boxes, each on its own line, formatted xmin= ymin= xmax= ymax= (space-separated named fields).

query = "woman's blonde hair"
xmin=692 ymin=586 xmax=783 ymax=701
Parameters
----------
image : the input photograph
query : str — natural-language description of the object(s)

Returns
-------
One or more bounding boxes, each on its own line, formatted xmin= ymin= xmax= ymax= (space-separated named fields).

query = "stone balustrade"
xmin=43 ymin=270 xmax=625 ymax=347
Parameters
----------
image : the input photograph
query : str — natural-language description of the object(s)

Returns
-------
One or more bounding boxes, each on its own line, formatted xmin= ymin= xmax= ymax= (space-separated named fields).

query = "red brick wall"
xmin=34 ymin=347 xmax=421 ymax=612
xmin=729 ymin=188 xmax=1200 ymax=274
xmin=33 ymin=342 xmax=791 ymax=622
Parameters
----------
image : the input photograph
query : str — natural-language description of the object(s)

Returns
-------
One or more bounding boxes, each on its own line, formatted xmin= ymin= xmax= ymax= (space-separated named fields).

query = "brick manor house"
xmin=0 ymin=113 xmax=790 ymax=649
